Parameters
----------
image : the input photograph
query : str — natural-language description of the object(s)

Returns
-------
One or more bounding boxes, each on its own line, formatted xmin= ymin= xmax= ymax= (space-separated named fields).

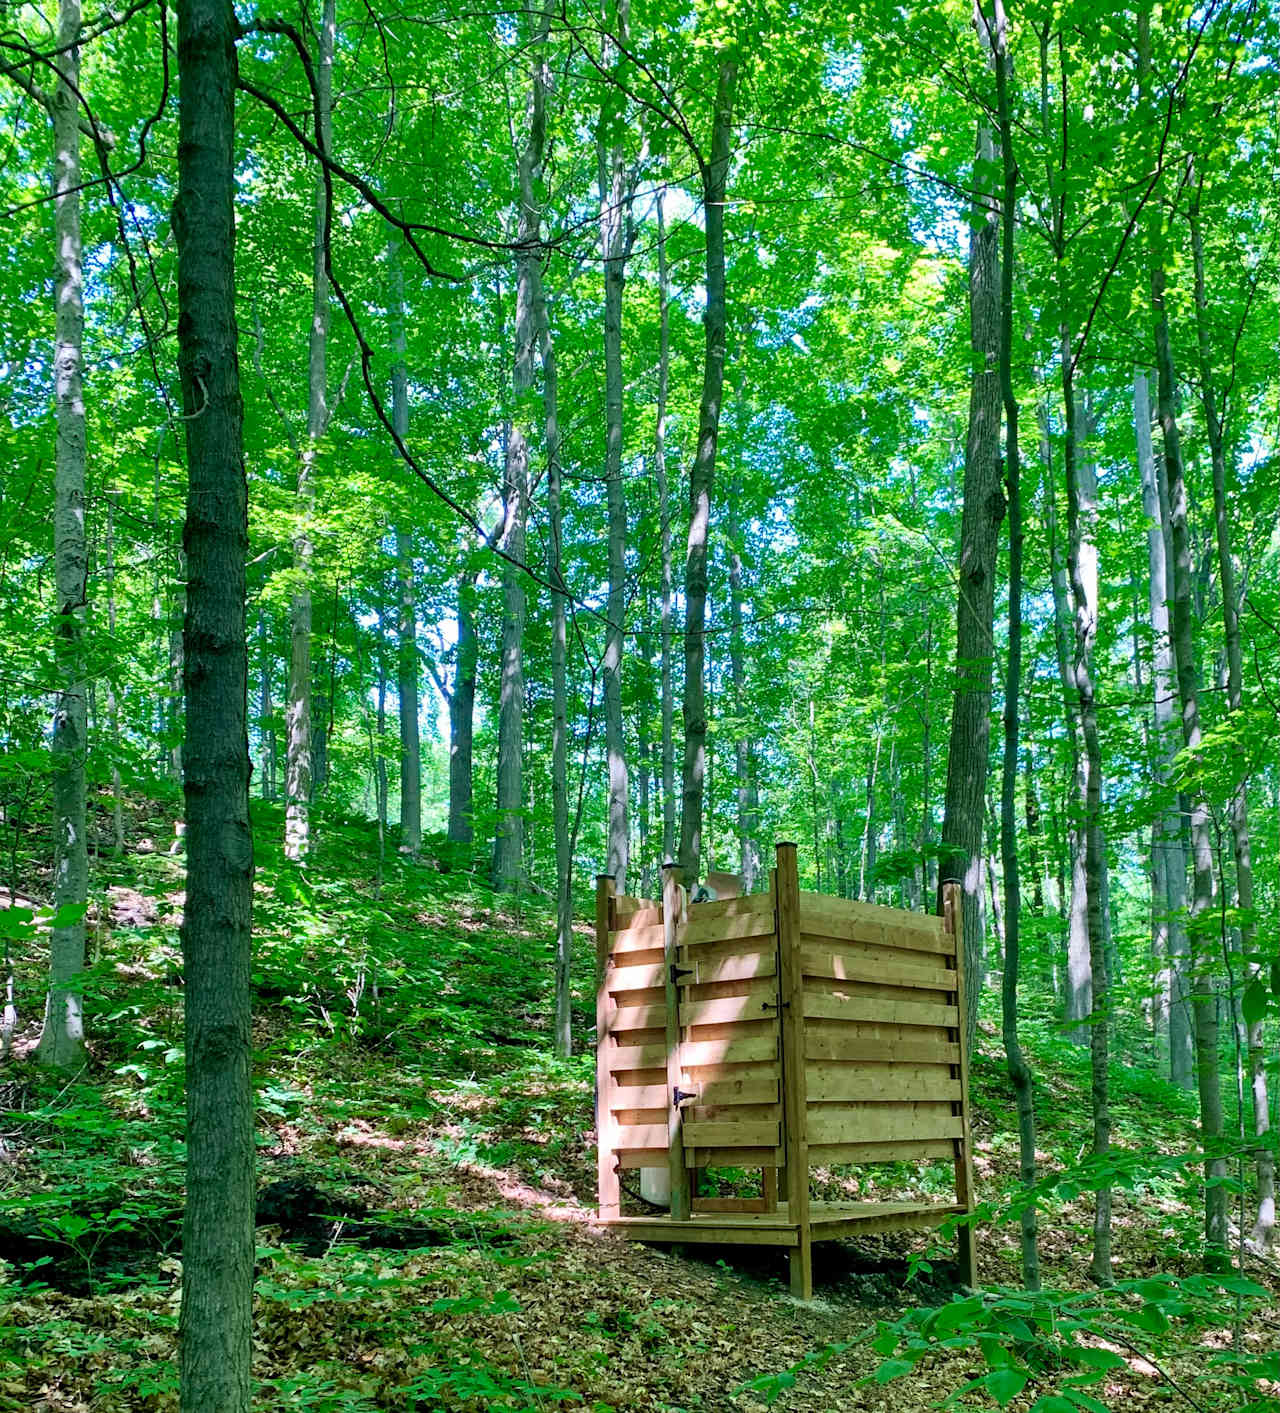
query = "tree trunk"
xmin=598 ymin=34 xmax=630 ymax=894
xmin=448 ymin=573 xmax=478 ymax=844
xmin=655 ymin=189 xmax=676 ymax=867
xmin=284 ymin=0 xmax=334 ymax=862
xmin=173 ymin=0 xmax=254 ymax=1401
xmin=388 ymin=237 xmax=421 ymax=855
xmin=991 ymin=1 xmax=1038 ymax=1286
xmin=727 ymin=492 xmax=759 ymax=892
xmin=937 ymin=20 xmax=1004 ymax=1056
xmin=492 ymin=2 xmax=547 ymax=894
xmin=36 ymin=0 xmax=89 ymax=1071
xmin=677 ymin=57 xmax=736 ymax=885
xmin=520 ymin=5 xmax=569 ymax=1052
xmin=257 ymin=613 xmax=275 ymax=800
xmin=1151 ymin=256 xmax=1228 ymax=1267
xmin=104 ymin=498 xmax=125 ymax=857
xmin=1134 ymin=368 xmax=1194 ymax=1086
xmin=1187 ymin=190 xmax=1268 ymax=1247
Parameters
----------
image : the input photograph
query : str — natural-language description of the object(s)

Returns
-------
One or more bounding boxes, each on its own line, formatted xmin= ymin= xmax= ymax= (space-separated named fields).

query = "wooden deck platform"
xmin=600 ymin=1199 xmax=965 ymax=1248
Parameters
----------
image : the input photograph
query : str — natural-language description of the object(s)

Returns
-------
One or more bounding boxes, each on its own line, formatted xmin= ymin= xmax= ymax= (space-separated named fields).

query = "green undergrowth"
xmin=2 ymin=796 xmax=1278 ymax=1409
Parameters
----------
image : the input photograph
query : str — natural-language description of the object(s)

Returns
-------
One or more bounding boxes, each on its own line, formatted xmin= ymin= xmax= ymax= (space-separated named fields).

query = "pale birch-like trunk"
xmin=677 ymin=58 xmax=737 ymax=885
xmin=257 ymin=613 xmax=276 ymax=800
xmin=1042 ymin=425 xmax=1089 ymax=1036
xmin=1134 ymin=368 xmax=1194 ymax=1086
xmin=285 ymin=0 xmax=335 ymax=862
xmin=1188 ymin=192 xmax=1270 ymax=1247
xmin=448 ymin=573 xmax=478 ymax=844
xmin=104 ymin=497 xmax=125 ymax=856
xmin=37 ymin=0 xmax=89 ymax=1070
xmin=1151 ymin=255 xmax=1228 ymax=1266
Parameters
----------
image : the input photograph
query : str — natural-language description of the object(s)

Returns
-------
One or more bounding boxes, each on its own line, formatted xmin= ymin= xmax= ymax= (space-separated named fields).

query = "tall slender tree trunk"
xmin=257 ymin=613 xmax=275 ymax=800
xmin=727 ymin=491 xmax=759 ymax=892
xmin=990 ymin=0 xmax=1038 ymax=1286
xmin=516 ymin=5 xmax=569 ymax=1051
xmin=37 ymin=0 xmax=89 ymax=1071
xmin=448 ymin=573 xmax=478 ymax=844
xmin=598 ymin=16 xmax=630 ymax=893
xmin=677 ymin=57 xmax=737 ymax=885
xmin=1061 ymin=354 xmax=1111 ymax=1286
xmin=284 ymin=0 xmax=335 ymax=862
xmin=492 ymin=3 xmax=547 ymax=894
xmin=1151 ymin=257 xmax=1228 ymax=1267
xmin=655 ymin=189 xmax=676 ymax=867
xmin=388 ymin=237 xmax=421 ymax=855
xmin=938 ymin=13 xmax=1004 ymax=1055
xmin=1188 ymin=190 xmax=1268 ymax=1246
xmin=1135 ymin=369 xmax=1193 ymax=1086
xmin=1042 ymin=421 xmax=1089 ymax=1037
xmin=173 ymin=0 xmax=254 ymax=1400
xmin=104 ymin=498 xmax=125 ymax=857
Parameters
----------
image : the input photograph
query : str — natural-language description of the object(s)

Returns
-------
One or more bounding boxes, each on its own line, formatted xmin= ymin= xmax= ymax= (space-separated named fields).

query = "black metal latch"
xmin=760 ymin=998 xmax=789 ymax=1012
xmin=673 ymin=1087 xmax=698 ymax=1106
xmin=669 ymin=963 xmax=694 ymax=985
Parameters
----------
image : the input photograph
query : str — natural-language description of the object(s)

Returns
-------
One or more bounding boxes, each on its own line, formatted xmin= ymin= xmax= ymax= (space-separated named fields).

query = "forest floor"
xmin=1 ymin=793 xmax=1278 ymax=1411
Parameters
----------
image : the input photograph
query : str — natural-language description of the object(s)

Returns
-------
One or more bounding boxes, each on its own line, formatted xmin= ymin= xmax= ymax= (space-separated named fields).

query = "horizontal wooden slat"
xmin=802 ymin=993 xmax=957 ymax=1028
xmin=693 ymin=1076 xmax=780 ymax=1107
xmin=805 ymin=1063 xmax=961 ymax=1105
xmin=686 ymin=946 xmax=776 ymax=986
xmin=610 ymin=922 xmax=665 ymax=954
xmin=614 ymin=904 xmax=662 ymax=929
xmin=680 ymin=984 xmax=778 ymax=1028
xmin=682 ymin=899 xmax=776 ymax=945
xmin=614 ymin=1107 xmax=668 ymax=1126
xmin=615 ymin=1124 xmax=667 ymax=1149
xmin=613 ymin=1003 xmax=666 ymax=1032
xmin=807 ymin=1107 xmax=963 ymax=1146
xmin=616 ymin=1150 xmax=671 ymax=1169
xmin=682 ymin=1034 xmax=779 ymax=1066
xmin=609 ymin=1042 xmax=666 ymax=1069
xmin=611 ymin=1085 xmax=669 ymax=1111
xmin=688 ymin=1102 xmax=779 ymax=1123
xmin=807 ymin=1138 xmax=955 ymax=1164
xmin=685 ymin=1145 xmax=783 ymax=1169
xmin=609 ymin=961 xmax=664 ymax=992
xmin=798 ymin=893 xmax=944 ymax=936
xmin=801 ymin=948 xmax=956 ymax=991
xmin=692 ymin=1197 xmax=769 ymax=1213
xmin=798 ymin=913 xmax=949 ymax=958
xmin=683 ymin=1121 xmax=779 ymax=1148
xmin=804 ymin=1033 xmax=960 ymax=1065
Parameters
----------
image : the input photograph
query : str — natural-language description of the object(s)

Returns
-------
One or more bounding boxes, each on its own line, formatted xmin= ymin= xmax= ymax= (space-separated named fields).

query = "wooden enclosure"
xmin=595 ymin=842 xmax=976 ymax=1299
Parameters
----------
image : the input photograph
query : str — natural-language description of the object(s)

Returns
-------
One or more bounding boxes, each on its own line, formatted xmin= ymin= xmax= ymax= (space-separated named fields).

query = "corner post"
xmin=595 ymin=873 xmax=620 ymax=1219
xmin=776 ymin=842 xmax=812 ymax=1299
xmin=943 ymin=879 xmax=977 ymax=1286
xmin=662 ymin=862 xmax=693 ymax=1221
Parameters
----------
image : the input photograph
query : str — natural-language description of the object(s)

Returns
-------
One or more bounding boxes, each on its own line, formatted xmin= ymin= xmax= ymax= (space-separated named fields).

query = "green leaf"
xmin=1242 ymin=979 xmax=1268 ymax=1025
xmin=984 ymin=1367 xmax=1028 ymax=1406
xmin=1030 ymin=1398 xmax=1076 ymax=1413
xmin=873 ymin=1359 xmax=914 ymax=1383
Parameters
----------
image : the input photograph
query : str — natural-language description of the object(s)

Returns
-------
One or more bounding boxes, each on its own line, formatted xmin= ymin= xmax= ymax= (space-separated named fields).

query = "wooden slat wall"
xmin=677 ymin=893 xmax=785 ymax=1171
xmin=798 ymin=895 xmax=961 ymax=1165
xmin=600 ymin=891 xmax=669 ymax=1179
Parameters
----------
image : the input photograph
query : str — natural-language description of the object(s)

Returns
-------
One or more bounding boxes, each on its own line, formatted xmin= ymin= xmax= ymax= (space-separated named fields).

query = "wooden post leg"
xmin=762 ymin=1167 xmax=778 ymax=1213
xmin=956 ymin=1214 xmax=977 ymax=1288
xmin=789 ymin=1233 xmax=813 ymax=1300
